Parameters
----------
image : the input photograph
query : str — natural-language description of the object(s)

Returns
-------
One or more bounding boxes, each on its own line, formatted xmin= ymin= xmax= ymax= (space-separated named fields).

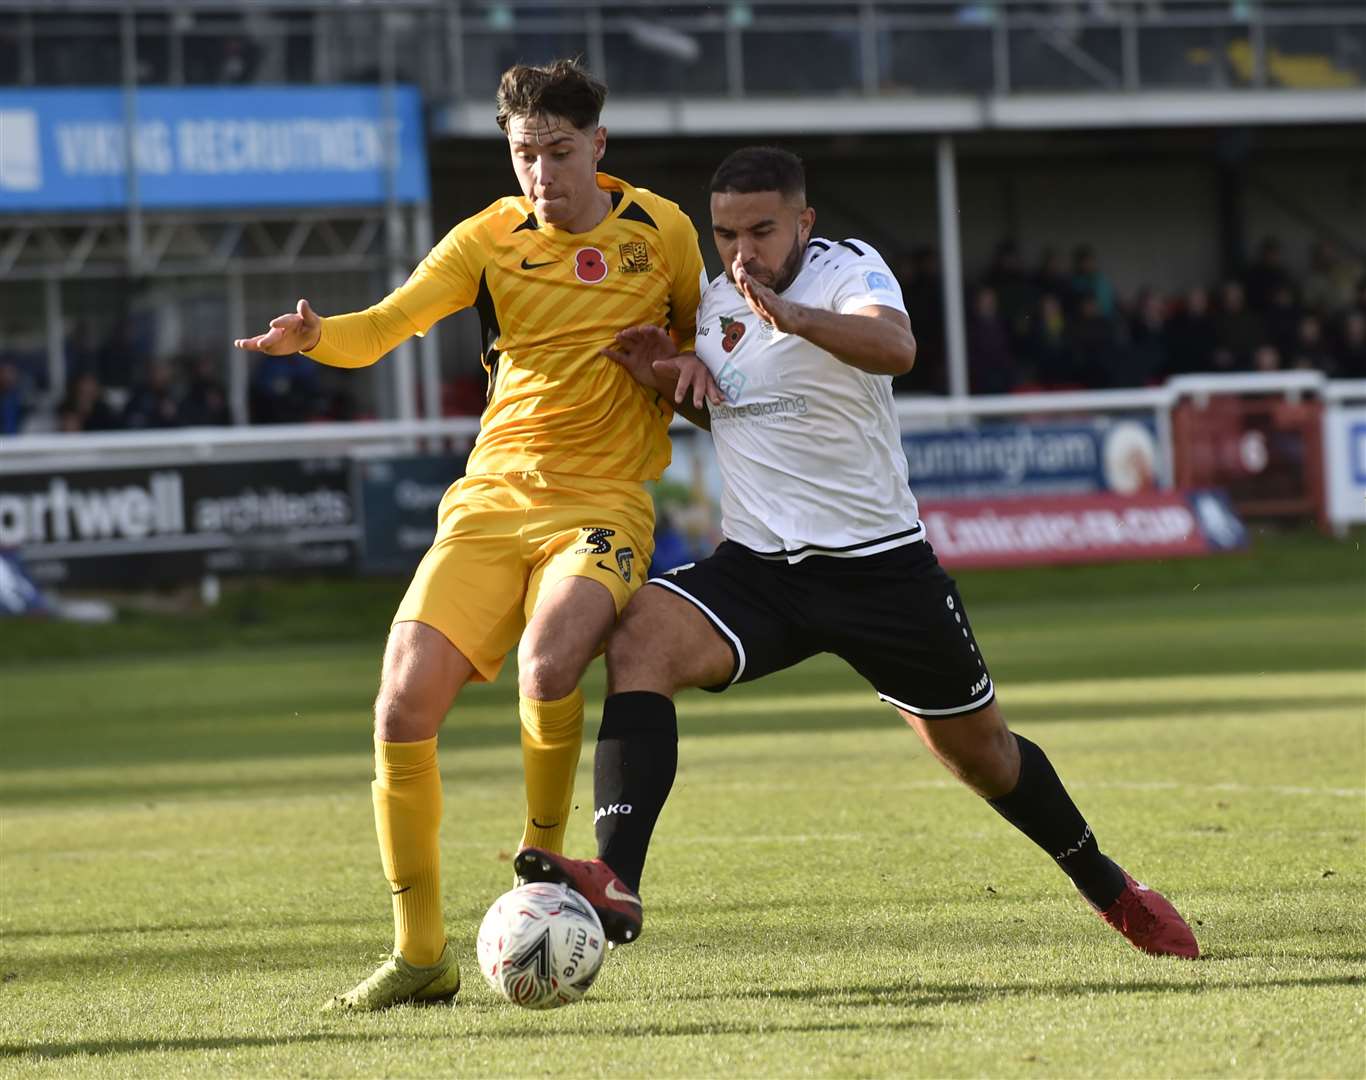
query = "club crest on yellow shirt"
xmin=617 ymin=241 xmax=651 ymax=274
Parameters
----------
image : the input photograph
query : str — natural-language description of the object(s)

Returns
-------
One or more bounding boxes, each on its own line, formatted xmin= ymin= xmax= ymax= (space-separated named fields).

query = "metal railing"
xmin=2 ymin=1 xmax=1362 ymax=99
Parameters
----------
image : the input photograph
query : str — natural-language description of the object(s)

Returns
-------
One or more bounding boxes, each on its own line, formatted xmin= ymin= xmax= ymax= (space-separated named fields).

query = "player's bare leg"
xmin=900 ymin=701 xmax=1199 ymax=959
xmin=900 ymin=700 xmax=1020 ymax=797
xmin=327 ymin=622 xmax=474 ymax=1011
xmin=517 ymin=583 xmax=732 ymax=942
xmin=515 ymin=575 xmax=618 ymax=856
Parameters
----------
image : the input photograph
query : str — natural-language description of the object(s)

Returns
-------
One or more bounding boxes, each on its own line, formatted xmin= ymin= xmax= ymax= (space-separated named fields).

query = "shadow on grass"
xmin=0 ymin=1033 xmax=356 ymax=1060
xmin=682 ymin=971 xmax=1363 ymax=1009
xmin=3 ymin=913 xmax=384 ymax=942
xmin=7 ymin=689 xmax=1361 ymax=790
xmin=0 ymin=1016 xmax=935 ymax=1060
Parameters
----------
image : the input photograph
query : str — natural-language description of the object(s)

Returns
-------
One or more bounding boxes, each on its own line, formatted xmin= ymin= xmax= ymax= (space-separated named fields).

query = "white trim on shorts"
xmin=647 ymin=575 xmax=747 ymax=686
xmin=876 ymin=681 xmax=996 ymax=717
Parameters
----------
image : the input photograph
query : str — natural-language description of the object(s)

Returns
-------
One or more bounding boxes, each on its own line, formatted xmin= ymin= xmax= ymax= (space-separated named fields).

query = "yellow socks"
xmin=372 ymin=735 xmax=446 ymax=967
xmin=519 ymin=689 xmax=585 ymax=854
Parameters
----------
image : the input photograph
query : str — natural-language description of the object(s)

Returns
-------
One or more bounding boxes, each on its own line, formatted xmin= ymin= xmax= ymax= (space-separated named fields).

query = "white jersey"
xmin=694 ymin=236 xmax=922 ymax=563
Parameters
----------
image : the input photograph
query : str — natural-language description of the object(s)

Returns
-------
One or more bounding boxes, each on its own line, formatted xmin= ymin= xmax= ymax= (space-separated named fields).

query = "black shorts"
xmin=647 ymin=539 xmax=994 ymax=717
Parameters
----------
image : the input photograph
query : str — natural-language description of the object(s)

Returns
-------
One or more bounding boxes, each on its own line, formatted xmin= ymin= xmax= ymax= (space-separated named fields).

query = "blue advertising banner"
xmin=356 ymin=455 xmax=464 ymax=575
xmin=0 ymin=85 xmax=428 ymax=212
xmin=902 ymin=418 xmax=1161 ymax=500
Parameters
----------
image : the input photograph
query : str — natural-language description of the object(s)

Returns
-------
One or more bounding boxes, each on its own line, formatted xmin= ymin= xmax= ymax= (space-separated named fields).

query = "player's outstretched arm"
xmin=732 ymin=255 xmax=916 ymax=376
xmin=602 ymin=325 xmax=720 ymax=429
xmin=234 ymin=299 xmax=322 ymax=356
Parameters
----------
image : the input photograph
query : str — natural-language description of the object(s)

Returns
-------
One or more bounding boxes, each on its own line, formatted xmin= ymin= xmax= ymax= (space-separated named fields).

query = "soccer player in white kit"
xmin=518 ymin=147 xmax=1198 ymax=961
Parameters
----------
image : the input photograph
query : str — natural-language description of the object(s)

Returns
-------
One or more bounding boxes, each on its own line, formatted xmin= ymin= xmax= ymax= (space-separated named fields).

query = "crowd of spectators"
xmin=894 ymin=236 xmax=1366 ymax=396
xmin=3 ymin=233 xmax=1363 ymax=436
xmin=0 ymin=347 xmax=363 ymax=436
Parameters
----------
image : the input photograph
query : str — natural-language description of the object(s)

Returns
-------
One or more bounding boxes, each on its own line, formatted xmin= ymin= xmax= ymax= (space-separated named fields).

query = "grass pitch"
xmin=1 ymin=531 xmax=1363 ymax=1077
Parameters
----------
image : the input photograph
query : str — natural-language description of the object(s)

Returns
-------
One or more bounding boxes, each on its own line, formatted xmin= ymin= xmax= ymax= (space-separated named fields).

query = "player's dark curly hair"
xmin=495 ymin=59 xmax=608 ymax=132
xmin=709 ymin=146 xmax=806 ymax=201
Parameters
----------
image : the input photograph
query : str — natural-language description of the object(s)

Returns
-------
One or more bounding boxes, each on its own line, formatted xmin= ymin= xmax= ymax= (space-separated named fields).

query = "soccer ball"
xmin=476 ymin=882 xmax=607 ymax=1009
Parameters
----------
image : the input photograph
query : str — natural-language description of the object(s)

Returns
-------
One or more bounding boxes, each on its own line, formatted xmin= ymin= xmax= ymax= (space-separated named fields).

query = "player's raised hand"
xmin=601 ymin=324 xmax=678 ymax=390
xmin=655 ymin=354 xmax=722 ymax=409
xmin=732 ymin=253 xmax=797 ymax=332
xmin=234 ymin=299 xmax=322 ymax=355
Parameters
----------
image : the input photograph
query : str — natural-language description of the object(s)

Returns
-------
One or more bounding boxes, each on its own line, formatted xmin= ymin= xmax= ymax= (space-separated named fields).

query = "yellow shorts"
xmin=393 ymin=470 xmax=655 ymax=683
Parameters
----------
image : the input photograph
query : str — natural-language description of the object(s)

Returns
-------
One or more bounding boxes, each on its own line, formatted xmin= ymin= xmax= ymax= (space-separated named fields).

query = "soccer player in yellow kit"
xmin=234 ymin=60 xmax=704 ymax=1010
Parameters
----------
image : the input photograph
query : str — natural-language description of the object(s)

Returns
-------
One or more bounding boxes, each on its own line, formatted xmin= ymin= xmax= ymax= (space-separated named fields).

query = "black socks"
xmin=594 ymin=691 xmax=679 ymax=892
xmin=593 ymin=698 xmax=1124 ymax=908
xmin=988 ymin=734 xmax=1127 ymax=910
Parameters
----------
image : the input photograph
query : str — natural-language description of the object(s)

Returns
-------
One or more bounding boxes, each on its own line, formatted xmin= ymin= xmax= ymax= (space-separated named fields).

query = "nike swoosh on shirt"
xmin=521 ymin=257 xmax=557 ymax=270
xmin=604 ymin=880 xmax=641 ymax=906
xmin=595 ymin=559 xmax=620 ymax=578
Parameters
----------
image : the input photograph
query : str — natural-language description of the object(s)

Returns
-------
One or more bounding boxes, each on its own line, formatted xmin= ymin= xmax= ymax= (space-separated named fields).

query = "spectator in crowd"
xmin=0 ymin=363 xmax=25 ymax=435
xmin=1302 ymin=240 xmax=1360 ymax=315
xmin=57 ymin=372 xmax=122 ymax=432
xmin=64 ymin=320 xmax=100 ymax=381
xmin=249 ymin=351 xmax=322 ymax=423
xmin=1263 ymin=283 xmax=1302 ymax=360
xmin=1251 ymin=343 xmax=1283 ymax=372
xmin=984 ymin=240 xmax=1040 ymax=352
xmin=898 ymin=245 xmax=947 ymax=395
xmin=122 ymin=361 xmax=182 ymax=429
xmin=1335 ymin=312 xmax=1366 ymax=379
xmin=1034 ymin=247 xmax=1069 ymax=301
xmin=966 ymin=286 xmax=1016 ymax=394
xmin=95 ymin=319 xmax=141 ymax=388
xmin=1163 ymin=286 xmax=1218 ymax=376
xmin=180 ymin=354 xmax=232 ymax=427
xmin=1068 ymin=294 xmax=1118 ymax=388
xmin=1069 ymin=244 xmax=1116 ymax=318
xmin=1212 ymin=280 xmax=1265 ymax=368
xmin=1242 ymin=236 xmax=1292 ymax=311
xmin=1028 ymin=292 xmax=1075 ymax=387
xmin=1288 ymin=314 xmax=1334 ymax=373
xmin=1118 ymin=289 xmax=1169 ymax=387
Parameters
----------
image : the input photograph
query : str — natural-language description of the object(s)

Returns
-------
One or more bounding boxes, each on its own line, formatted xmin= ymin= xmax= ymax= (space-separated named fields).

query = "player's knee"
xmin=604 ymin=601 xmax=676 ymax=690
xmin=373 ymin=679 xmax=442 ymax=742
xmin=516 ymin=651 xmax=580 ymax=701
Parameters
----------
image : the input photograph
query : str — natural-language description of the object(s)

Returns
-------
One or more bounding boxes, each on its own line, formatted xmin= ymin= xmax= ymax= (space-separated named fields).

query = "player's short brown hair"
xmin=496 ymin=59 xmax=608 ymax=133
xmin=710 ymin=146 xmax=806 ymax=202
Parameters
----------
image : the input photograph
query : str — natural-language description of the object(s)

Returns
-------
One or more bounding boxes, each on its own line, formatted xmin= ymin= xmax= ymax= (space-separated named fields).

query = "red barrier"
xmin=923 ymin=490 xmax=1247 ymax=570
xmin=1172 ymin=396 xmax=1326 ymax=525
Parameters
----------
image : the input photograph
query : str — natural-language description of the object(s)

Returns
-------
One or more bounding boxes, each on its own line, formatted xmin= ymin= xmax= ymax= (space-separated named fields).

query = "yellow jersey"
xmin=305 ymin=172 xmax=704 ymax=482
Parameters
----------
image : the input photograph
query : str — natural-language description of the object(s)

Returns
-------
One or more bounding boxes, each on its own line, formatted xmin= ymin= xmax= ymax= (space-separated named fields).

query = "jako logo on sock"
xmin=593 ymin=803 xmax=632 ymax=825
xmin=1055 ymin=824 xmax=1093 ymax=860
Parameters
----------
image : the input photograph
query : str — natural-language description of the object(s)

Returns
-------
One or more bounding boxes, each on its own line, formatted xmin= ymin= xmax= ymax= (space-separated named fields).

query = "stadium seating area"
xmin=4 ymin=4 xmax=1363 ymax=96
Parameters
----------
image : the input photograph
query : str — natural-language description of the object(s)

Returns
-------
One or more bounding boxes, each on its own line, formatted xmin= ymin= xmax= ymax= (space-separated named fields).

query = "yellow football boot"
xmin=324 ymin=944 xmax=460 ymax=1011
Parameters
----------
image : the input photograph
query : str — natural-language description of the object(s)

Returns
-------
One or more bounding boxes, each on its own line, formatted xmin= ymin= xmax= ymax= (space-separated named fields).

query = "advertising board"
xmin=922 ymin=490 xmax=1248 ymax=570
xmin=0 ymin=85 xmax=428 ymax=212
xmin=1323 ymin=405 xmax=1366 ymax=529
xmin=901 ymin=418 xmax=1161 ymax=500
xmin=0 ymin=459 xmax=358 ymax=587
xmin=356 ymin=455 xmax=464 ymax=575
